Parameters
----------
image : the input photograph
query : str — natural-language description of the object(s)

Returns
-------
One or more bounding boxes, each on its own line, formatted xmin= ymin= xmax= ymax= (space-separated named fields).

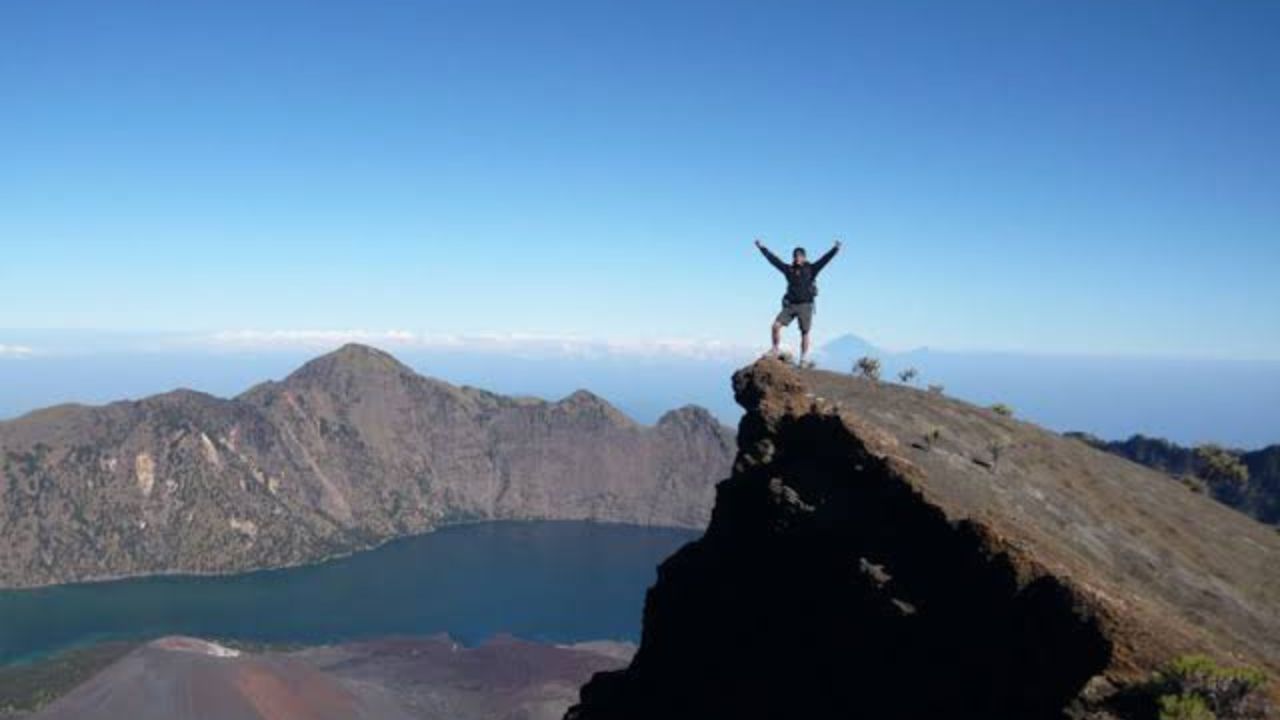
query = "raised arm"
xmin=811 ymin=240 xmax=842 ymax=273
xmin=754 ymin=239 xmax=788 ymax=272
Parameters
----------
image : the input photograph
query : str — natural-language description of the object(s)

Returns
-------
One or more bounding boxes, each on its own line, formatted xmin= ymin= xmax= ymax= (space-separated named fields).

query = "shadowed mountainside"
xmin=568 ymin=359 xmax=1280 ymax=720
xmin=0 ymin=344 xmax=734 ymax=588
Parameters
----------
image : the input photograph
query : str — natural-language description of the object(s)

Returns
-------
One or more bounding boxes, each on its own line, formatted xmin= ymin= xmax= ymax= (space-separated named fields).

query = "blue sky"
xmin=2 ymin=0 xmax=1277 ymax=358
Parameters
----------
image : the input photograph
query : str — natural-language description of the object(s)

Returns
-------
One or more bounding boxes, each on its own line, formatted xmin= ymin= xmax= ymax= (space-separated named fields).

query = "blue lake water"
xmin=0 ymin=521 xmax=697 ymax=665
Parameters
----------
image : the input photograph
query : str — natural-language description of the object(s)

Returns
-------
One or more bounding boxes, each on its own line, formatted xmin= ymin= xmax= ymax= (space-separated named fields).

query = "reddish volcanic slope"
xmin=32 ymin=636 xmax=411 ymax=720
xmin=32 ymin=634 xmax=631 ymax=720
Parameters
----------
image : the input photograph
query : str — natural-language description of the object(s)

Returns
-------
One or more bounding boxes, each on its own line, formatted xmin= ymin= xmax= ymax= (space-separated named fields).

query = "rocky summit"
xmin=0 ymin=344 xmax=734 ymax=588
xmin=568 ymin=358 xmax=1280 ymax=719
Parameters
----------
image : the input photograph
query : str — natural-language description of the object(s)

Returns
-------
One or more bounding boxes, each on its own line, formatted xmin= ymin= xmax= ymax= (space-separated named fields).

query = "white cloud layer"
xmin=197 ymin=329 xmax=759 ymax=362
xmin=0 ymin=344 xmax=34 ymax=358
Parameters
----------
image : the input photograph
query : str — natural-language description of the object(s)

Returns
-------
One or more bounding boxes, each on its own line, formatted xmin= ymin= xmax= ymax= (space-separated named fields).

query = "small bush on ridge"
xmin=1153 ymin=655 xmax=1270 ymax=720
xmin=853 ymin=356 xmax=881 ymax=382
xmin=990 ymin=403 xmax=1014 ymax=418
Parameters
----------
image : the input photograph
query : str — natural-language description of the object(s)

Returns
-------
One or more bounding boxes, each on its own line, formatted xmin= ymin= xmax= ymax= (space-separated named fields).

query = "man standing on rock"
xmin=755 ymin=238 xmax=841 ymax=366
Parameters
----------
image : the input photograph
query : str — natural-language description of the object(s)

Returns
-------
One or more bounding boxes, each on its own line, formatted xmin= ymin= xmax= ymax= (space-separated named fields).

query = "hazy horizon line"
xmin=1 ymin=328 xmax=1278 ymax=364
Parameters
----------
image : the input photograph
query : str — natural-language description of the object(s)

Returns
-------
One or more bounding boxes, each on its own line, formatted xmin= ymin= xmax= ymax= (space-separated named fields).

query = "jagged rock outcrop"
xmin=568 ymin=359 xmax=1280 ymax=719
xmin=0 ymin=344 xmax=734 ymax=588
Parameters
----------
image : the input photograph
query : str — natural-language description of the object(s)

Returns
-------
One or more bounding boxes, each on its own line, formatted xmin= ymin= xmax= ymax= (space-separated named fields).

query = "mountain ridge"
xmin=0 ymin=344 xmax=735 ymax=588
xmin=567 ymin=358 xmax=1280 ymax=719
xmin=1066 ymin=432 xmax=1280 ymax=526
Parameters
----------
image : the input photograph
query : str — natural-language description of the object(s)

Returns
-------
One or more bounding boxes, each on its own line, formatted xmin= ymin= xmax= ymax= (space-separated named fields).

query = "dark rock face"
xmin=1243 ymin=446 xmax=1280 ymax=523
xmin=1070 ymin=433 xmax=1280 ymax=526
xmin=0 ymin=344 xmax=734 ymax=588
xmin=568 ymin=360 xmax=1280 ymax=720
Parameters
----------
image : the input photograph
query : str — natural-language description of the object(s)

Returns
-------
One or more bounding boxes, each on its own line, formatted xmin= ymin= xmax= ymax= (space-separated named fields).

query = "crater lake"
xmin=0 ymin=521 xmax=697 ymax=665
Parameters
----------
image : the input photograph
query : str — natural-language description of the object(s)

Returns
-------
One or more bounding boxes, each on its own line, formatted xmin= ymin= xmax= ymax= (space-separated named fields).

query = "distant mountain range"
xmin=0 ymin=344 xmax=734 ymax=588
xmin=1067 ymin=433 xmax=1280 ymax=526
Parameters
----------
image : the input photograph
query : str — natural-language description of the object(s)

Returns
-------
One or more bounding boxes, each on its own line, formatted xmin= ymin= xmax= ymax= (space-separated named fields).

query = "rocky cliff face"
xmin=0 ymin=344 xmax=734 ymax=588
xmin=568 ymin=359 xmax=1280 ymax=720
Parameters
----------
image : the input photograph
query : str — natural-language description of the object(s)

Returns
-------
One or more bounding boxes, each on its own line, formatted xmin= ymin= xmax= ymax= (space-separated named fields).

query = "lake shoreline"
xmin=0 ymin=517 xmax=704 ymax=593
xmin=0 ymin=520 xmax=695 ymax=671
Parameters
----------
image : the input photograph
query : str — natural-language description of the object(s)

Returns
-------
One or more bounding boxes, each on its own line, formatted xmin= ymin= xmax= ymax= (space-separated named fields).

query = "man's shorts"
xmin=774 ymin=301 xmax=814 ymax=334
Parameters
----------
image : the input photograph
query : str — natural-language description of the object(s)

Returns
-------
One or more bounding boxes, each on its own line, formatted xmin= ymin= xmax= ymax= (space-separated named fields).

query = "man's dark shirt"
xmin=759 ymin=246 xmax=839 ymax=304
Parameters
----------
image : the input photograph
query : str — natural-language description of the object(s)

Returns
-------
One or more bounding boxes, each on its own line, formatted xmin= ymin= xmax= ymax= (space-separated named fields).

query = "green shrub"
xmin=853 ymin=356 xmax=881 ymax=382
xmin=990 ymin=403 xmax=1014 ymax=418
xmin=921 ymin=427 xmax=942 ymax=450
xmin=987 ymin=440 xmax=1008 ymax=472
xmin=1152 ymin=655 xmax=1270 ymax=720
xmin=897 ymin=367 xmax=918 ymax=384
xmin=1182 ymin=476 xmax=1207 ymax=494
xmin=1194 ymin=445 xmax=1249 ymax=489
xmin=1159 ymin=693 xmax=1215 ymax=720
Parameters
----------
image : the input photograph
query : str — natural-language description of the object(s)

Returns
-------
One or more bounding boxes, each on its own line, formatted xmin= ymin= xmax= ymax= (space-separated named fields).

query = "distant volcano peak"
xmin=279 ymin=342 xmax=417 ymax=388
